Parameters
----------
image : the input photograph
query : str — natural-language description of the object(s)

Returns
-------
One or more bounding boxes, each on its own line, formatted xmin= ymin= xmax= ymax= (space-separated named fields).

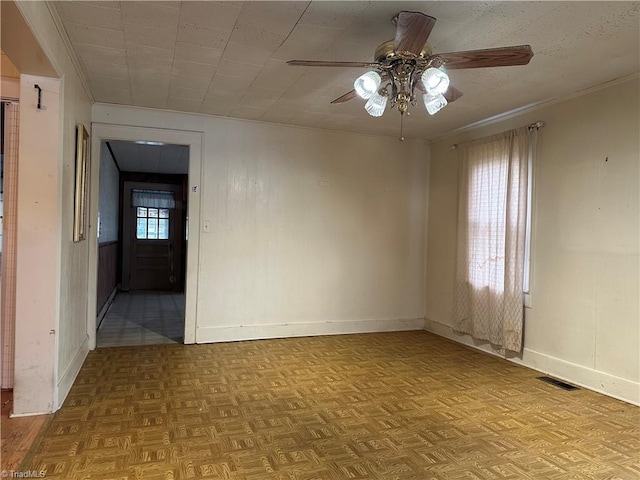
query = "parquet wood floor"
xmin=1 ymin=390 xmax=50 ymax=472
xmin=22 ymin=332 xmax=639 ymax=479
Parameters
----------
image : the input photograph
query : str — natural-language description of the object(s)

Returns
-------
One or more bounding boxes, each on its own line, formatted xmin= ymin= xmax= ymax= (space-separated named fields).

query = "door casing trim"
xmin=88 ymin=124 xmax=203 ymax=347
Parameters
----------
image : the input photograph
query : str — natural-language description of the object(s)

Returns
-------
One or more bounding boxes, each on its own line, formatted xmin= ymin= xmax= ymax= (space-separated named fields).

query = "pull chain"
xmin=399 ymin=113 xmax=405 ymax=141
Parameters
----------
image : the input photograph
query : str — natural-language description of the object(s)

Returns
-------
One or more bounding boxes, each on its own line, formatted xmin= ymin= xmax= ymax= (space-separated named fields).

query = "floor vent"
xmin=537 ymin=376 xmax=579 ymax=391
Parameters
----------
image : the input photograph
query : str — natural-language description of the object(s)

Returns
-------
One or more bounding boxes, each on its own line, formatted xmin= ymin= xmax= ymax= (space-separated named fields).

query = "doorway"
xmin=95 ymin=139 xmax=191 ymax=347
xmin=88 ymin=124 xmax=202 ymax=349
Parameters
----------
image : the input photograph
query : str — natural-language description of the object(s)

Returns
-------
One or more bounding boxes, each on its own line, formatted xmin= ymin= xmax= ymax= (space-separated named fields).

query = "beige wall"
xmin=14 ymin=74 xmax=60 ymax=414
xmin=11 ymin=2 xmax=92 ymax=415
xmin=425 ymin=76 xmax=639 ymax=404
xmin=1 ymin=51 xmax=20 ymax=78
xmin=92 ymin=104 xmax=430 ymax=343
xmin=1 ymin=51 xmax=20 ymax=98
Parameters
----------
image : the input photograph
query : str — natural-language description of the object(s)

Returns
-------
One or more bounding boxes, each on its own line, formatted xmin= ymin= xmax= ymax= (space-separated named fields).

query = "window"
xmin=131 ymin=189 xmax=175 ymax=240
xmin=136 ymin=207 xmax=169 ymax=240
xmin=465 ymin=133 xmax=534 ymax=305
xmin=467 ymin=158 xmax=510 ymax=293
xmin=452 ymin=126 xmax=538 ymax=351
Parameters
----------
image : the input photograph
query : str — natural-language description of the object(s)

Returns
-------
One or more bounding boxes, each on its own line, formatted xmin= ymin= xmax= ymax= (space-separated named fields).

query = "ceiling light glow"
xmin=354 ymin=71 xmax=381 ymax=99
xmin=421 ymin=67 xmax=450 ymax=96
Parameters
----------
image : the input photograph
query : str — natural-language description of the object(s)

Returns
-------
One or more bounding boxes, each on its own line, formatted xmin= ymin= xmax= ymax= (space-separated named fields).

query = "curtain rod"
xmin=451 ymin=121 xmax=544 ymax=150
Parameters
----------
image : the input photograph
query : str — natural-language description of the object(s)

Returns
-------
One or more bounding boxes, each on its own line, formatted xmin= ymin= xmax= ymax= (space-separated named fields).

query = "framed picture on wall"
xmin=73 ymin=123 xmax=89 ymax=242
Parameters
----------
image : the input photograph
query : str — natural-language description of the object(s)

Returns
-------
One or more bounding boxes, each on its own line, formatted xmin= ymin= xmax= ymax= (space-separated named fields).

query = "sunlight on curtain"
xmin=468 ymin=156 xmax=508 ymax=292
xmin=452 ymin=126 xmax=535 ymax=352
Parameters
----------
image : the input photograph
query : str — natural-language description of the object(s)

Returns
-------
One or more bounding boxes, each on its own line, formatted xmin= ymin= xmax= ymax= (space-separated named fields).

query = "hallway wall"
xmin=96 ymin=143 xmax=120 ymax=314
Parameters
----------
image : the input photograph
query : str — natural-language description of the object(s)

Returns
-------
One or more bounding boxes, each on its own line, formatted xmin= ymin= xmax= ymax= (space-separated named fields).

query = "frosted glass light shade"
xmin=421 ymin=67 xmax=450 ymax=96
xmin=354 ymin=71 xmax=381 ymax=99
xmin=364 ymin=91 xmax=388 ymax=117
xmin=423 ymin=93 xmax=447 ymax=115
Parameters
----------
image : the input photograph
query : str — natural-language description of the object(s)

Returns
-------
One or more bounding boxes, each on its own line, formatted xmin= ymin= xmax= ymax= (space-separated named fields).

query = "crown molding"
xmin=45 ymin=1 xmax=94 ymax=103
xmin=432 ymin=72 xmax=640 ymax=142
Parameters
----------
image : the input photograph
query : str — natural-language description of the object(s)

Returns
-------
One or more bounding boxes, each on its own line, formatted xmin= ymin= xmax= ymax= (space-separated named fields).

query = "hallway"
xmin=97 ymin=291 xmax=184 ymax=347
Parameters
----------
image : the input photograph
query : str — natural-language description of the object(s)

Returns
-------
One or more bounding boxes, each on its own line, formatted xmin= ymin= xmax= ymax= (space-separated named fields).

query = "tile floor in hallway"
xmin=97 ymin=291 xmax=185 ymax=347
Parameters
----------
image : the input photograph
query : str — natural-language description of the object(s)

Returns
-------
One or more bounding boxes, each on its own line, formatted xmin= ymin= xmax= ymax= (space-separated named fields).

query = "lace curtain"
xmin=131 ymin=189 xmax=175 ymax=209
xmin=452 ymin=126 xmax=535 ymax=352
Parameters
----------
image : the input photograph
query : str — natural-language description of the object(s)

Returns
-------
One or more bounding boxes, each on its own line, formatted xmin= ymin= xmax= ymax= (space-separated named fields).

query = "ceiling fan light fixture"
xmin=364 ymin=91 xmax=388 ymax=117
xmin=421 ymin=67 xmax=450 ymax=96
xmin=354 ymin=71 xmax=381 ymax=99
xmin=287 ymin=11 xmax=534 ymax=140
xmin=423 ymin=93 xmax=448 ymax=115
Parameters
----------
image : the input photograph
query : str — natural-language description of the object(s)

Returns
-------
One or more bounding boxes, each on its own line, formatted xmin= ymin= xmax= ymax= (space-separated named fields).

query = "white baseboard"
xmin=97 ymin=284 xmax=120 ymax=328
xmin=55 ymin=335 xmax=90 ymax=411
xmin=10 ymin=410 xmax=52 ymax=418
xmin=197 ymin=317 xmax=425 ymax=344
xmin=424 ymin=318 xmax=640 ymax=406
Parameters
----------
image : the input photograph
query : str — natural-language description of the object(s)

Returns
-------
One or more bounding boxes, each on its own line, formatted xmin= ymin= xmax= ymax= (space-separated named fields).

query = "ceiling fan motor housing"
xmin=373 ymin=41 xmax=436 ymax=114
xmin=374 ymin=39 xmax=433 ymax=62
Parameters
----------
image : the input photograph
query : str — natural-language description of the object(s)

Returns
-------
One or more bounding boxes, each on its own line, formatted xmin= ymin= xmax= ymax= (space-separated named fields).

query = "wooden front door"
xmin=123 ymin=182 xmax=184 ymax=292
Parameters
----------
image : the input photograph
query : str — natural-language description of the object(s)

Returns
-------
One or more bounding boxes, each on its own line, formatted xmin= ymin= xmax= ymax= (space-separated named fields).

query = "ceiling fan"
xmin=287 ymin=11 xmax=533 ymax=140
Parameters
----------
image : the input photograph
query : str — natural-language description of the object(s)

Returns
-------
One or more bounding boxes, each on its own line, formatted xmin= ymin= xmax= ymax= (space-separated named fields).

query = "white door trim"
xmin=88 ymin=123 xmax=203 ymax=347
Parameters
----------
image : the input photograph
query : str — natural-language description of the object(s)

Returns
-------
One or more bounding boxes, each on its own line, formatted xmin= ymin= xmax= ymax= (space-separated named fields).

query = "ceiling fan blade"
xmin=330 ymin=90 xmax=357 ymax=104
xmin=393 ymin=11 xmax=437 ymax=56
xmin=438 ymin=45 xmax=533 ymax=69
xmin=415 ymin=82 xmax=463 ymax=103
xmin=443 ymin=86 xmax=463 ymax=103
xmin=287 ymin=60 xmax=378 ymax=68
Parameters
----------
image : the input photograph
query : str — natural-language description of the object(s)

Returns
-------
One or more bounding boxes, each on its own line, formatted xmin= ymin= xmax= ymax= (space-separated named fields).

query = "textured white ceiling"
xmin=55 ymin=1 xmax=640 ymax=140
